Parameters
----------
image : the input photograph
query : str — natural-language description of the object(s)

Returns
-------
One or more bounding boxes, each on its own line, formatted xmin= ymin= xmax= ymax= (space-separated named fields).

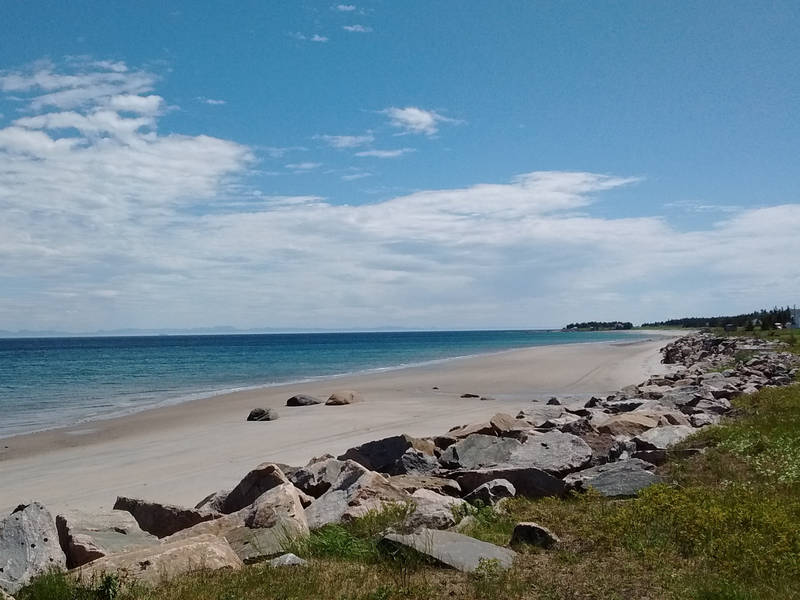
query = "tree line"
xmin=564 ymin=321 xmax=634 ymax=331
xmin=641 ymin=306 xmax=794 ymax=330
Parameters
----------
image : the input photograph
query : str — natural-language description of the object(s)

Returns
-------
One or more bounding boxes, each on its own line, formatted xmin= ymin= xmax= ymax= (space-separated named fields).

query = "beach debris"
xmin=268 ymin=553 xmax=307 ymax=567
xmin=215 ymin=463 xmax=290 ymax=514
xmin=453 ymin=466 xmax=566 ymax=498
xmin=380 ymin=529 xmax=516 ymax=573
xmin=405 ymin=489 xmax=467 ymax=530
xmin=0 ymin=502 xmax=66 ymax=595
xmin=55 ymin=510 xmax=158 ymax=569
xmin=303 ymin=461 xmax=410 ymax=529
xmin=337 ymin=434 xmax=436 ymax=474
xmin=510 ymin=431 xmax=593 ymax=476
xmin=113 ymin=497 xmax=219 ymax=539
xmin=286 ymin=394 xmax=322 ymax=406
xmin=388 ymin=474 xmax=462 ymax=497
xmin=563 ymin=459 xmax=660 ymax=497
xmin=464 ymin=479 xmax=516 ymax=506
xmin=247 ymin=407 xmax=279 ymax=421
xmin=459 ymin=393 xmax=480 ymax=398
xmin=510 ymin=522 xmax=560 ymax=548
xmin=73 ymin=533 xmax=243 ymax=587
xmin=325 ymin=390 xmax=364 ymax=405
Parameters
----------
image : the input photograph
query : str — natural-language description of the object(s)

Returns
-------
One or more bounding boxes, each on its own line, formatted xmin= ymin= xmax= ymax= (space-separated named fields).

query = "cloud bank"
xmin=1 ymin=60 xmax=798 ymax=332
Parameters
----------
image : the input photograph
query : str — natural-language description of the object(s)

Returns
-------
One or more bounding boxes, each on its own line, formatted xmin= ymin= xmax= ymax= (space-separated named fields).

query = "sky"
xmin=0 ymin=1 xmax=799 ymax=332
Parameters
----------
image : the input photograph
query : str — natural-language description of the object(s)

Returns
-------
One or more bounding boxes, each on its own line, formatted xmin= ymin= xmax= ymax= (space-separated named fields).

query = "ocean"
xmin=0 ymin=330 xmax=641 ymax=438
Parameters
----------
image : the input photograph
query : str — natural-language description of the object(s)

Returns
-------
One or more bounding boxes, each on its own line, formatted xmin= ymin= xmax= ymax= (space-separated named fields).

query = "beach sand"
xmin=0 ymin=332 xmax=682 ymax=514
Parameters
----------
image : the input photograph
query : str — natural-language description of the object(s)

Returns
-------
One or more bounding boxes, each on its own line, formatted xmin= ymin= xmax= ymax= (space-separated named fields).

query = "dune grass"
xmin=17 ymin=384 xmax=800 ymax=600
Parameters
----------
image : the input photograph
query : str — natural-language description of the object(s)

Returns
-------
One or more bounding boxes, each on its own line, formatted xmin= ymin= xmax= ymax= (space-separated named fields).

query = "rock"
xmin=286 ymin=394 xmax=322 ymax=406
xmin=460 ymin=393 xmax=480 ymax=398
xmin=563 ymin=459 xmax=660 ymax=497
xmin=595 ymin=413 xmax=660 ymax=437
xmin=396 ymin=449 xmax=439 ymax=474
xmin=510 ymin=522 xmax=559 ymax=548
xmin=380 ymin=529 xmax=515 ymax=573
xmin=73 ymin=534 xmax=242 ymax=587
xmin=509 ymin=431 xmax=593 ymax=476
xmin=691 ymin=413 xmax=720 ymax=427
xmin=546 ymin=397 xmax=560 ymax=405
xmin=464 ymin=479 xmax=516 ymax=505
xmin=453 ymin=466 xmax=565 ymax=498
xmin=433 ymin=435 xmax=458 ymax=450
xmin=388 ymin=475 xmax=462 ymax=497
xmin=637 ymin=385 xmax=673 ymax=399
xmin=289 ymin=456 xmax=363 ymax=498
xmin=1 ymin=589 xmax=12 ymax=600
xmin=337 ymin=434 xmax=436 ymax=474
xmin=406 ymin=490 xmax=467 ymax=530
xmin=325 ymin=390 xmax=364 ymax=405
xmin=579 ymin=431 xmax=622 ymax=465
xmin=0 ymin=502 xmax=66 ymax=595
xmin=634 ymin=425 xmax=695 ymax=452
xmin=489 ymin=413 xmax=533 ymax=437
xmin=113 ymin=497 xmax=219 ymax=538
xmin=303 ymin=461 xmax=410 ymax=529
xmin=633 ymin=404 xmax=692 ymax=427
xmin=55 ymin=510 xmax=158 ymax=568
xmin=515 ymin=405 xmax=565 ymax=427
xmin=268 ymin=553 xmax=307 ymax=567
xmin=439 ymin=435 xmax=520 ymax=470
xmin=247 ymin=408 xmax=279 ymax=421
xmin=218 ymin=463 xmax=290 ymax=514
xmin=447 ymin=421 xmax=495 ymax=439
xmin=480 ymin=396 xmax=496 ymax=402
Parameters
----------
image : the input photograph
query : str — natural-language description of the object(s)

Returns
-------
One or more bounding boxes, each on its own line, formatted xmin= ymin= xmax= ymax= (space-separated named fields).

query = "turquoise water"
xmin=0 ymin=330 xmax=640 ymax=438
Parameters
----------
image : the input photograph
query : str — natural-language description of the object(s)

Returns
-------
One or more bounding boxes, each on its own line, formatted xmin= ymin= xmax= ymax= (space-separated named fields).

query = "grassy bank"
xmin=19 ymin=384 xmax=800 ymax=600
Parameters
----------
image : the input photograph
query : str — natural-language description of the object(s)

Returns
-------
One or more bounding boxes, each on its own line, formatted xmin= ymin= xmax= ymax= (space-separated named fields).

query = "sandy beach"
xmin=0 ymin=332 xmax=682 ymax=515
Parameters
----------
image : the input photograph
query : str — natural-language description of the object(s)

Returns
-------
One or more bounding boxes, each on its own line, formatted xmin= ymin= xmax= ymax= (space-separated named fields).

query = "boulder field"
xmin=1 ymin=333 xmax=797 ymax=595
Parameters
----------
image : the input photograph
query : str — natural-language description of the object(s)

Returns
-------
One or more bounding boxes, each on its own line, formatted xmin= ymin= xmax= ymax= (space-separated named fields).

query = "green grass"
xmin=19 ymin=385 xmax=800 ymax=600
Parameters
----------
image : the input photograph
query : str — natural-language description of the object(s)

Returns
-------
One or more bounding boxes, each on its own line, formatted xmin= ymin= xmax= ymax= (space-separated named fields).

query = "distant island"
xmin=563 ymin=321 xmax=634 ymax=331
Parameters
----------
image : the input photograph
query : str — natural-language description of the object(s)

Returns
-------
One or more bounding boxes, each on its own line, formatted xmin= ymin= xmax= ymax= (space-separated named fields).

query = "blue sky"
xmin=0 ymin=1 xmax=799 ymax=332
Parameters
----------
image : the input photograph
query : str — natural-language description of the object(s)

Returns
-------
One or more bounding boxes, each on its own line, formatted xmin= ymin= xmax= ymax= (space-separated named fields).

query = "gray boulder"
xmin=337 ymin=434 xmax=436 ymax=474
xmin=113 ymin=496 xmax=219 ymax=538
xmin=439 ymin=434 xmax=520 ymax=469
xmin=406 ymin=489 xmax=467 ymax=530
xmin=563 ymin=459 xmax=660 ymax=497
xmin=289 ymin=456 xmax=360 ymax=498
xmin=218 ymin=463 xmax=290 ymax=514
xmin=510 ymin=522 xmax=559 ymax=548
xmin=380 ymin=529 xmax=515 ymax=573
xmin=55 ymin=510 xmax=158 ymax=568
xmin=453 ymin=466 xmax=565 ymax=498
xmin=0 ymin=502 xmax=66 ymax=595
xmin=388 ymin=475 xmax=462 ymax=497
xmin=247 ymin=408 xmax=279 ymax=421
xmin=286 ymin=395 xmax=322 ymax=407
xmin=509 ymin=431 xmax=592 ymax=476
xmin=268 ymin=553 xmax=307 ymax=567
xmin=464 ymin=479 xmax=516 ymax=505
xmin=634 ymin=425 xmax=695 ymax=452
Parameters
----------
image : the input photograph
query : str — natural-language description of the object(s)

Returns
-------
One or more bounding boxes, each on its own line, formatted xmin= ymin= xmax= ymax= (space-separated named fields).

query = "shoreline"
xmin=0 ymin=330 xmax=683 ymax=514
xmin=0 ymin=330 xmax=663 ymax=441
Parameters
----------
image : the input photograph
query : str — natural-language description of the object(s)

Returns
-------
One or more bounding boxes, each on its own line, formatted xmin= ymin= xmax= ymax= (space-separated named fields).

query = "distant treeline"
xmin=564 ymin=321 xmax=634 ymax=331
xmin=641 ymin=307 xmax=794 ymax=330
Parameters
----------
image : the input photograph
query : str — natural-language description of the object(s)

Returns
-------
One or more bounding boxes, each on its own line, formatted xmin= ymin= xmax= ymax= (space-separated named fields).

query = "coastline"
xmin=0 ymin=330 xmax=683 ymax=514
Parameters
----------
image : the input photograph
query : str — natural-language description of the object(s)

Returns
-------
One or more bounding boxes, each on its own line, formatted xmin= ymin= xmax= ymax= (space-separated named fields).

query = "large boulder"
xmin=406 ymin=490 xmax=467 ymax=530
xmin=113 ymin=497 xmax=219 ymax=538
xmin=304 ymin=461 xmax=410 ymax=529
xmin=509 ymin=431 xmax=593 ymax=476
xmin=247 ymin=408 xmax=279 ymax=421
xmin=380 ymin=529 xmax=516 ymax=573
xmin=439 ymin=435 xmax=520 ymax=470
xmin=489 ymin=413 xmax=533 ymax=437
xmin=595 ymin=413 xmax=659 ymax=437
xmin=388 ymin=475 xmax=462 ymax=497
xmin=453 ymin=466 xmax=565 ymax=498
xmin=563 ymin=459 xmax=660 ymax=497
xmin=447 ymin=421 xmax=495 ymax=439
xmin=325 ymin=390 xmax=364 ymax=405
xmin=55 ymin=510 xmax=158 ymax=568
xmin=510 ymin=522 xmax=560 ymax=548
xmin=0 ymin=502 xmax=66 ymax=595
xmin=217 ymin=463 xmax=290 ymax=514
xmin=73 ymin=534 xmax=242 ymax=587
xmin=286 ymin=394 xmax=322 ymax=407
xmin=337 ymin=434 xmax=436 ymax=475
xmin=289 ymin=456 xmax=361 ymax=498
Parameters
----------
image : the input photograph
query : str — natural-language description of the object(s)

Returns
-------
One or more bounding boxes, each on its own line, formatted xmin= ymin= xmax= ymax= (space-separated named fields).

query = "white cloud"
xmin=1 ymin=60 xmax=798 ymax=332
xmin=311 ymin=34 xmax=329 ymax=43
xmin=335 ymin=4 xmax=356 ymax=11
xmin=343 ymin=24 xmax=372 ymax=32
xmin=381 ymin=106 xmax=458 ymax=136
xmin=355 ymin=148 xmax=415 ymax=158
xmin=341 ymin=172 xmax=371 ymax=181
xmin=317 ymin=133 xmax=374 ymax=148
xmin=285 ymin=161 xmax=322 ymax=171
xmin=198 ymin=97 xmax=226 ymax=106
xmin=290 ymin=32 xmax=329 ymax=43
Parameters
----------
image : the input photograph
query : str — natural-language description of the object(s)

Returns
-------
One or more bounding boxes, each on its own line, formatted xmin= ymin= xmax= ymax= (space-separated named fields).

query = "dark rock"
xmin=460 ymin=393 xmax=480 ymax=398
xmin=464 ymin=479 xmax=516 ymax=505
xmin=113 ymin=497 xmax=219 ymax=538
xmin=218 ymin=463 xmax=290 ymax=514
xmin=453 ymin=466 xmax=565 ymax=498
xmin=286 ymin=395 xmax=322 ymax=407
xmin=439 ymin=434 xmax=520 ymax=470
xmin=388 ymin=474 xmax=462 ymax=497
xmin=546 ymin=397 xmax=560 ymax=405
xmin=563 ymin=459 xmax=660 ymax=497
xmin=247 ymin=408 xmax=279 ymax=421
xmin=380 ymin=529 xmax=516 ymax=573
xmin=510 ymin=522 xmax=559 ymax=548
xmin=0 ymin=502 xmax=66 ymax=594
xmin=337 ymin=434 xmax=435 ymax=475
